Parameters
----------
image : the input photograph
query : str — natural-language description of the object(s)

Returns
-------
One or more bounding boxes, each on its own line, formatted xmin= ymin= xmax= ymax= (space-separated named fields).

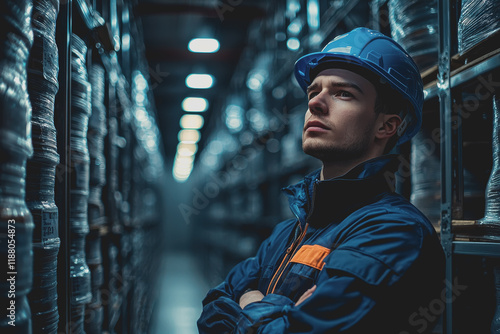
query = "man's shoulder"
xmin=337 ymin=191 xmax=439 ymax=253
xmin=329 ymin=193 xmax=443 ymax=283
xmin=360 ymin=192 xmax=436 ymax=232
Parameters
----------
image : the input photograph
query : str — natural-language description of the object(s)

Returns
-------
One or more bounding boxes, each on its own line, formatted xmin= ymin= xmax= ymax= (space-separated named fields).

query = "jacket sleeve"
xmin=232 ymin=220 xmax=435 ymax=334
xmin=234 ymin=275 xmax=375 ymax=334
xmin=197 ymin=224 xmax=280 ymax=334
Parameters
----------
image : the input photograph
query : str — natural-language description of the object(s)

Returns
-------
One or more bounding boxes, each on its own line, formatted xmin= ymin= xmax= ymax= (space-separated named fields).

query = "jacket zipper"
xmin=266 ymin=180 xmax=317 ymax=295
xmin=266 ymin=223 xmax=309 ymax=295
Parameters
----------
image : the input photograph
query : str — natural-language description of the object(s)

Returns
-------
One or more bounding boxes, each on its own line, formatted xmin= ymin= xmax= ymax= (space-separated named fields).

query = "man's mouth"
xmin=305 ymin=120 xmax=330 ymax=133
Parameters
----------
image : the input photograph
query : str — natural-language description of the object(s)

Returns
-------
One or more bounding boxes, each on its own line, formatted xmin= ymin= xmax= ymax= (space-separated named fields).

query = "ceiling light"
xmin=173 ymin=154 xmax=195 ymax=182
xmin=180 ymin=114 xmax=204 ymax=129
xmin=173 ymin=170 xmax=190 ymax=182
xmin=186 ymin=74 xmax=214 ymax=89
xmin=307 ymin=0 xmax=320 ymax=30
xmin=246 ymin=70 xmax=268 ymax=92
xmin=188 ymin=38 xmax=220 ymax=53
xmin=178 ymin=129 xmax=201 ymax=143
xmin=134 ymin=72 xmax=148 ymax=91
xmin=286 ymin=0 xmax=301 ymax=18
xmin=287 ymin=19 xmax=303 ymax=35
xmin=182 ymin=97 xmax=208 ymax=112
xmin=175 ymin=154 xmax=195 ymax=166
xmin=309 ymin=32 xmax=323 ymax=47
xmin=225 ymin=104 xmax=244 ymax=133
xmin=177 ymin=142 xmax=198 ymax=156
xmin=287 ymin=37 xmax=300 ymax=51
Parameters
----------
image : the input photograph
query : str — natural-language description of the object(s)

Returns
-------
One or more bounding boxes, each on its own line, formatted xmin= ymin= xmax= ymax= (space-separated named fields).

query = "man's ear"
xmin=375 ymin=114 xmax=402 ymax=140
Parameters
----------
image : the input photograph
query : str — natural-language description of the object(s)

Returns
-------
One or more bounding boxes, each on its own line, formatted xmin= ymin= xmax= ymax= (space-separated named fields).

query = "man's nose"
xmin=308 ymin=92 xmax=327 ymax=115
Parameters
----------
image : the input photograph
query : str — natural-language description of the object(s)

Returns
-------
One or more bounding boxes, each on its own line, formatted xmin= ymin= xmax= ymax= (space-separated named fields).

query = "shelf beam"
xmin=75 ymin=0 xmax=115 ymax=52
xmin=438 ymin=0 xmax=453 ymax=333
xmin=424 ymin=47 xmax=500 ymax=101
xmin=54 ymin=1 xmax=72 ymax=332
xmin=453 ymin=241 xmax=500 ymax=257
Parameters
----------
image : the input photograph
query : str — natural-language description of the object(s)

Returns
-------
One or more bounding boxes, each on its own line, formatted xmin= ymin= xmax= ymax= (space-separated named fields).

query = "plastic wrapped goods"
xmin=87 ymin=63 xmax=107 ymax=227
xmin=0 ymin=0 xmax=34 ymax=333
xmin=69 ymin=33 xmax=92 ymax=328
xmin=388 ymin=0 xmax=438 ymax=72
xmin=84 ymin=62 xmax=107 ymax=333
xmin=480 ymin=96 xmax=500 ymax=226
xmin=458 ymin=0 xmax=500 ymax=53
xmin=411 ymin=130 xmax=484 ymax=225
xmin=410 ymin=131 xmax=441 ymax=225
xmin=26 ymin=0 xmax=61 ymax=332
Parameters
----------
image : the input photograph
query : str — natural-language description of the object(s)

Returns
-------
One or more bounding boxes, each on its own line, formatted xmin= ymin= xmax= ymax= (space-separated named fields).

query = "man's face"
xmin=302 ymin=68 xmax=379 ymax=162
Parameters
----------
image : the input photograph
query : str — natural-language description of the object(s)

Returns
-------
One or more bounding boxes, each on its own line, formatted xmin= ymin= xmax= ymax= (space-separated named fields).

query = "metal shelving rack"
xmin=430 ymin=1 xmax=500 ymax=333
xmin=53 ymin=1 xmax=162 ymax=332
xmin=54 ymin=1 xmax=72 ymax=331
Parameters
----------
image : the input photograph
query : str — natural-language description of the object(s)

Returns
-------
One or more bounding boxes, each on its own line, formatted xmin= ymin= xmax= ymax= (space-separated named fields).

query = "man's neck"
xmin=320 ymin=153 xmax=380 ymax=180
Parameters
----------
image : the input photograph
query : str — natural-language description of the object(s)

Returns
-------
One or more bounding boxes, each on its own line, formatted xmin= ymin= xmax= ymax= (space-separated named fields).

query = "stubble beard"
xmin=302 ymin=134 xmax=372 ymax=163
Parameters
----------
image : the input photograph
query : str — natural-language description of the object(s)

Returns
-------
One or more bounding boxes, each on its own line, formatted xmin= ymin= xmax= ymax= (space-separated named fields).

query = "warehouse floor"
xmin=150 ymin=251 xmax=210 ymax=334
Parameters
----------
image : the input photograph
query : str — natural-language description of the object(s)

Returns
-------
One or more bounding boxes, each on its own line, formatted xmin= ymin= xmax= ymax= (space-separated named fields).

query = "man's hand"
xmin=295 ymin=285 xmax=316 ymax=306
xmin=239 ymin=290 xmax=265 ymax=309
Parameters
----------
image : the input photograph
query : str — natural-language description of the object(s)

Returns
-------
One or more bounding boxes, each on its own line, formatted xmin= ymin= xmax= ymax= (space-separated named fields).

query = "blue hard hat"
xmin=294 ymin=27 xmax=423 ymax=144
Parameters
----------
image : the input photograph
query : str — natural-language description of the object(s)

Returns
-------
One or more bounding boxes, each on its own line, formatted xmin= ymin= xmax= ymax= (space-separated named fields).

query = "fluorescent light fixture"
xmin=173 ymin=154 xmax=195 ymax=182
xmin=178 ymin=129 xmax=201 ymax=143
xmin=177 ymin=142 xmax=198 ymax=156
xmin=287 ymin=19 xmax=302 ymax=35
xmin=287 ymin=0 xmax=301 ymax=16
xmin=188 ymin=38 xmax=220 ymax=53
xmin=309 ymin=32 xmax=323 ymax=46
xmin=134 ymin=72 xmax=148 ymax=91
xmin=180 ymin=114 xmax=204 ymax=129
xmin=186 ymin=74 xmax=214 ymax=89
xmin=135 ymin=92 xmax=145 ymax=104
xmin=307 ymin=0 xmax=320 ymax=30
xmin=173 ymin=171 xmax=190 ymax=182
xmin=182 ymin=97 xmax=208 ymax=112
xmin=122 ymin=33 xmax=130 ymax=51
xmin=287 ymin=37 xmax=300 ymax=51
xmin=175 ymin=154 xmax=195 ymax=167
xmin=225 ymin=104 xmax=244 ymax=133
xmin=246 ymin=70 xmax=268 ymax=92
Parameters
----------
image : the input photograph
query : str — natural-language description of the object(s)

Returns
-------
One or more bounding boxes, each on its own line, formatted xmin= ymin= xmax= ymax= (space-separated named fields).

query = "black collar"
xmin=298 ymin=155 xmax=400 ymax=228
xmin=307 ymin=159 xmax=398 ymax=228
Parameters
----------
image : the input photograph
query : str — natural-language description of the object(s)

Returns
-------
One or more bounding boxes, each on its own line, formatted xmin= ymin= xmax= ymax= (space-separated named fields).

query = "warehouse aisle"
xmin=150 ymin=251 xmax=210 ymax=334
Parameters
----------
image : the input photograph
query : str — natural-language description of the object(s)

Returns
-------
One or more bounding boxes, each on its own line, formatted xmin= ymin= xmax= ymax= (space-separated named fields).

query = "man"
xmin=198 ymin=27 xmax=444 ymax=334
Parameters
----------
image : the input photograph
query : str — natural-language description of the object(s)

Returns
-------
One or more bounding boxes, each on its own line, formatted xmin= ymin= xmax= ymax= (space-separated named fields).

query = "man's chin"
xmin=303 ymin=144 xmax=367 ymax=163
xmin=303 ymin=144 xmax=335 ymax=162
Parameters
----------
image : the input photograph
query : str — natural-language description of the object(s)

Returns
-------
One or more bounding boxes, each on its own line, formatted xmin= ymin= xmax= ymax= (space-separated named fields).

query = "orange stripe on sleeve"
xmin=290 ymin=244 xmax=331 ymax=270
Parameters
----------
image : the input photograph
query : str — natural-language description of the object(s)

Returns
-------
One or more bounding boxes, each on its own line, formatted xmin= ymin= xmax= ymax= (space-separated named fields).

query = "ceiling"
xmin=133 ymin=0 xmax=271 ymax=165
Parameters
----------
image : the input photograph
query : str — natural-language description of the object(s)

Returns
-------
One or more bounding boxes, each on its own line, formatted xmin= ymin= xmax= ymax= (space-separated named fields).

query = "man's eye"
xmin=337 ymin=91 xmax=353 ymax=98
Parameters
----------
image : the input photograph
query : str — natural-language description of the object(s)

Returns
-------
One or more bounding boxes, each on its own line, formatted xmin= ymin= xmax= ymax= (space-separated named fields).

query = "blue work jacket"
xmin=198 ymin=155 xmax=445 ymax=334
